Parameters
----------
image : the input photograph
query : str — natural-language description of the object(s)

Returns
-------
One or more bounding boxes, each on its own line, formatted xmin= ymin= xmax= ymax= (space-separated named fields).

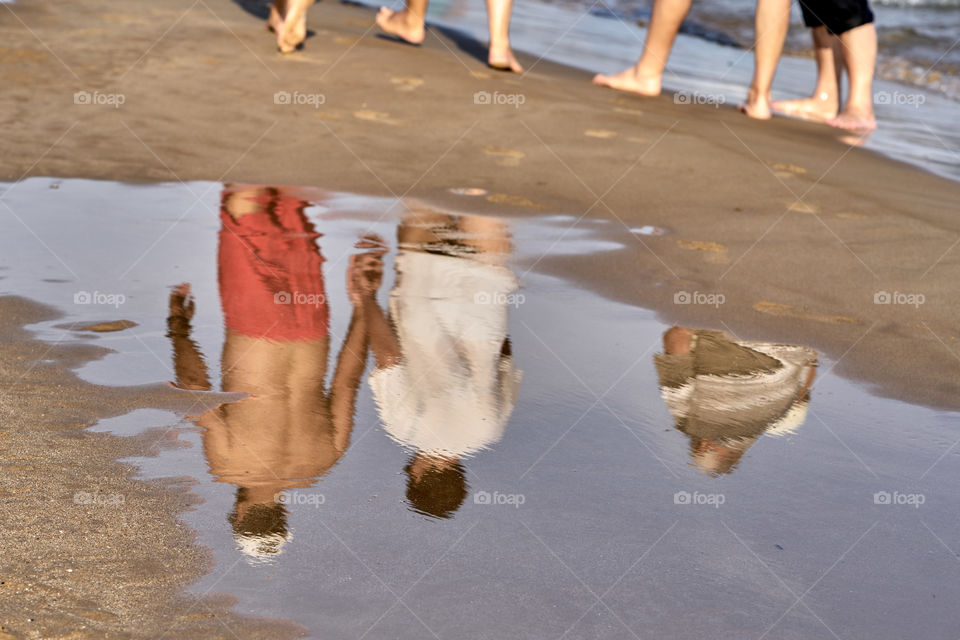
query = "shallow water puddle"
xmin=2 ymin=178 xmax=960 ymax=639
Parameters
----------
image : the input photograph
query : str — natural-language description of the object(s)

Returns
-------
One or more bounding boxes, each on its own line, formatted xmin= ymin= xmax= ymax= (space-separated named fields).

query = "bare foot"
xmin=739 ymin=88 xmax=772 ymax=120
xmin=771 ymin=93 xmax=838 ymax=123
xmin=376 ymin=7 xmax=425 ymax=45
xmin=268 ymin=5 xmax=283 ymax=33
xmin=828 ymin=105 xmax=876 ymax=132
xmin=592 ymin=66 xmax=661 ymax=97
xmin=276 ymin=2 xmax=309 ymax=53
xmin=488 ymin=46 xmax=523 ymax=73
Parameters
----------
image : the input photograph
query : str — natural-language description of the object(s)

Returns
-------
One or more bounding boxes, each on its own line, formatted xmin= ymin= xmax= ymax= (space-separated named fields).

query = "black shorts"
xmin=799 ymin=0 xmax=874 ymax=35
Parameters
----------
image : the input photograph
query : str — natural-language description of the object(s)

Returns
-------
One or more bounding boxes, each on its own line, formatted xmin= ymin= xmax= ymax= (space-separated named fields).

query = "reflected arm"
xmin=167 ymin=283 xmax=212 ymax=391
xmin=329 ymin=307 xmax=369 ymax=453
xmin=363 ymin=295 xmax=401 ymax=370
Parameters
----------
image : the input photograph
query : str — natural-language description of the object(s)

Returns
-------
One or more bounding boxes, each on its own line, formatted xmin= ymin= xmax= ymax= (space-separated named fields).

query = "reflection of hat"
xmin=233 ymin=530 xmax=293 ymax=564
xmin=657 ymin=337 xmax=816 ymax=441
xmin=228 ymin=489 xmax=292 ymax=563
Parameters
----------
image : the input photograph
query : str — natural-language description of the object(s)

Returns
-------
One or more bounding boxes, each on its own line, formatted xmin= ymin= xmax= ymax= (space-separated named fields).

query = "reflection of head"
xmin=404 ymin=455 xmax=468 ymax=519
xmin=228 ymin=487 xmax=291 ymax=561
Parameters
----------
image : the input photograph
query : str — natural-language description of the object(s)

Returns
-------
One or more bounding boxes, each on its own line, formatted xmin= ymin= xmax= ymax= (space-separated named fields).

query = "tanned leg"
xmin=592 ymin=0 xmax=693 ymax=96
xmin=740 ymin=0 xmax=791 ymax=120
xmin=771 ymin=26 xmax=842 ymax=122
xmin=376 ymin=0 xmax=428 ymax=45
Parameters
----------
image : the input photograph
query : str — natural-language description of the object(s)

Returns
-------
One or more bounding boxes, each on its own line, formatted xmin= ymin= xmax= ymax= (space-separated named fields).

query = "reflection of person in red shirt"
xmin=217 ymin=184 xmax=329 ymax=342
xmin=167 ymin=185 xmax=383 ymax=561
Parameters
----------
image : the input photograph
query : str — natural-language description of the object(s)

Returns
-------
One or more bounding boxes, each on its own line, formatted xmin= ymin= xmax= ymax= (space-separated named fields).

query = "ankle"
xmin=634 ymin=59 xmax=663 ymax=79
xmin=401 ymin=10 xmax=424 ymax=27
xmin=748 ymin=86 xmax=770 ymax=103
xmin=488 ymin=37 xmax=511 ymax=53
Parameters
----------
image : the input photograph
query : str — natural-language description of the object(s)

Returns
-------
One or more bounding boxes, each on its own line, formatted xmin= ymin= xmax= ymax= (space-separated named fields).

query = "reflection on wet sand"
xmin=363 ymin=210 xmax=523 ymax=519
xmin=167 ymin=185 xmax=378 ymax=561
xmin=655 ymin=326 xmax=817 ymax=476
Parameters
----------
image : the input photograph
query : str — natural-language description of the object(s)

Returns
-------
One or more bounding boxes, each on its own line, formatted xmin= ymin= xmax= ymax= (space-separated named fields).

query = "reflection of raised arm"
xmin=356 ymin=243 xmax=401 ymax=370
xmin=329 ymin=250 xmax=382 ymax=452
xmin=167 ymin=283 xmax=212 ymax=391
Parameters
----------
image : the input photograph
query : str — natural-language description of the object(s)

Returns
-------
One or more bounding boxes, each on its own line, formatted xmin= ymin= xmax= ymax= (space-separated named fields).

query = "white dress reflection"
xmin=363 ymin=210 xmax=522 ymax=518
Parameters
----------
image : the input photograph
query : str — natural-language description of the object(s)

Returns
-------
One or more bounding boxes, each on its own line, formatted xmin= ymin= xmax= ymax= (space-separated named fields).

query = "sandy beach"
xmin=2 ymin=0 xmax=960 ymax=637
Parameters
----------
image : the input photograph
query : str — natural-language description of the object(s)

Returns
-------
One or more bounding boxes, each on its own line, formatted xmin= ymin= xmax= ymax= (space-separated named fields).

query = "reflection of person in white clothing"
xmin=360 ymin=210 xmax=523 ymax=518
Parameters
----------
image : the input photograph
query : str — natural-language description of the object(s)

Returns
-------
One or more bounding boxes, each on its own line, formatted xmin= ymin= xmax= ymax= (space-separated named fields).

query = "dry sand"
xmin=1 ymin=0 xmax=959 ymax=635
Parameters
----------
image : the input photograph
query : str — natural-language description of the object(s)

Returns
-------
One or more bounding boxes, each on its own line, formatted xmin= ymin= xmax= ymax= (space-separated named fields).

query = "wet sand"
xmin=0 ymin=297 xmax=305 ymax=638
xmin=2 ymin=0 xmax=960 ymax=635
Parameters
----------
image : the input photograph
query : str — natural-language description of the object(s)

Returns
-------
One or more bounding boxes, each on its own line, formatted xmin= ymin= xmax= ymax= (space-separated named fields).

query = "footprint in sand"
xmin=282 ymin=52 xmax=328 ymax=65
xmin=482 ymin=145 xmax=525 ymax=167
xmin=585 ymin=129 xmax=617 ymax=139
xmin=837 ymin=212 xmax=868 ymax=220
xmin=787 ymin=201 xmax=820 ymax=214
xmin=770 ymin=163 xmax=807 ymax=179
xmin=754 ymin=301 xmax=860 ymax=325
xmin=676 ymin=239 xmax=730 ymax=264
xmin=80 ymin=320 xmax=138 ymax=333
xmin=354 ymin=110 xmax=400 ymax=125
xmin=391 ymin=76 xmax=423 ymax=92
xmin=314 ymin=111 xmax=341 ymax=121
xmin=0 ymin=48 xmax=48 ymax=64
xmin=71 ymin=608 xmax=120 ymax=623
xmin=486 ymin=193 xmax=545 ymax=210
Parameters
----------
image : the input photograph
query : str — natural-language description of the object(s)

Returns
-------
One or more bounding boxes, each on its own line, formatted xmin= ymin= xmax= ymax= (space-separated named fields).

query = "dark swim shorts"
xmin=799 ymin=0 xmax=874 ymax=35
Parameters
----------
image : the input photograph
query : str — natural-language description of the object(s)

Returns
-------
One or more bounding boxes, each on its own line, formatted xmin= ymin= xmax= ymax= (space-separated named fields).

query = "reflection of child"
xmin=362 ymin=212 xmax=522 ymax=518
xmin=655 ymin=326 xmax=817 ymax=475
